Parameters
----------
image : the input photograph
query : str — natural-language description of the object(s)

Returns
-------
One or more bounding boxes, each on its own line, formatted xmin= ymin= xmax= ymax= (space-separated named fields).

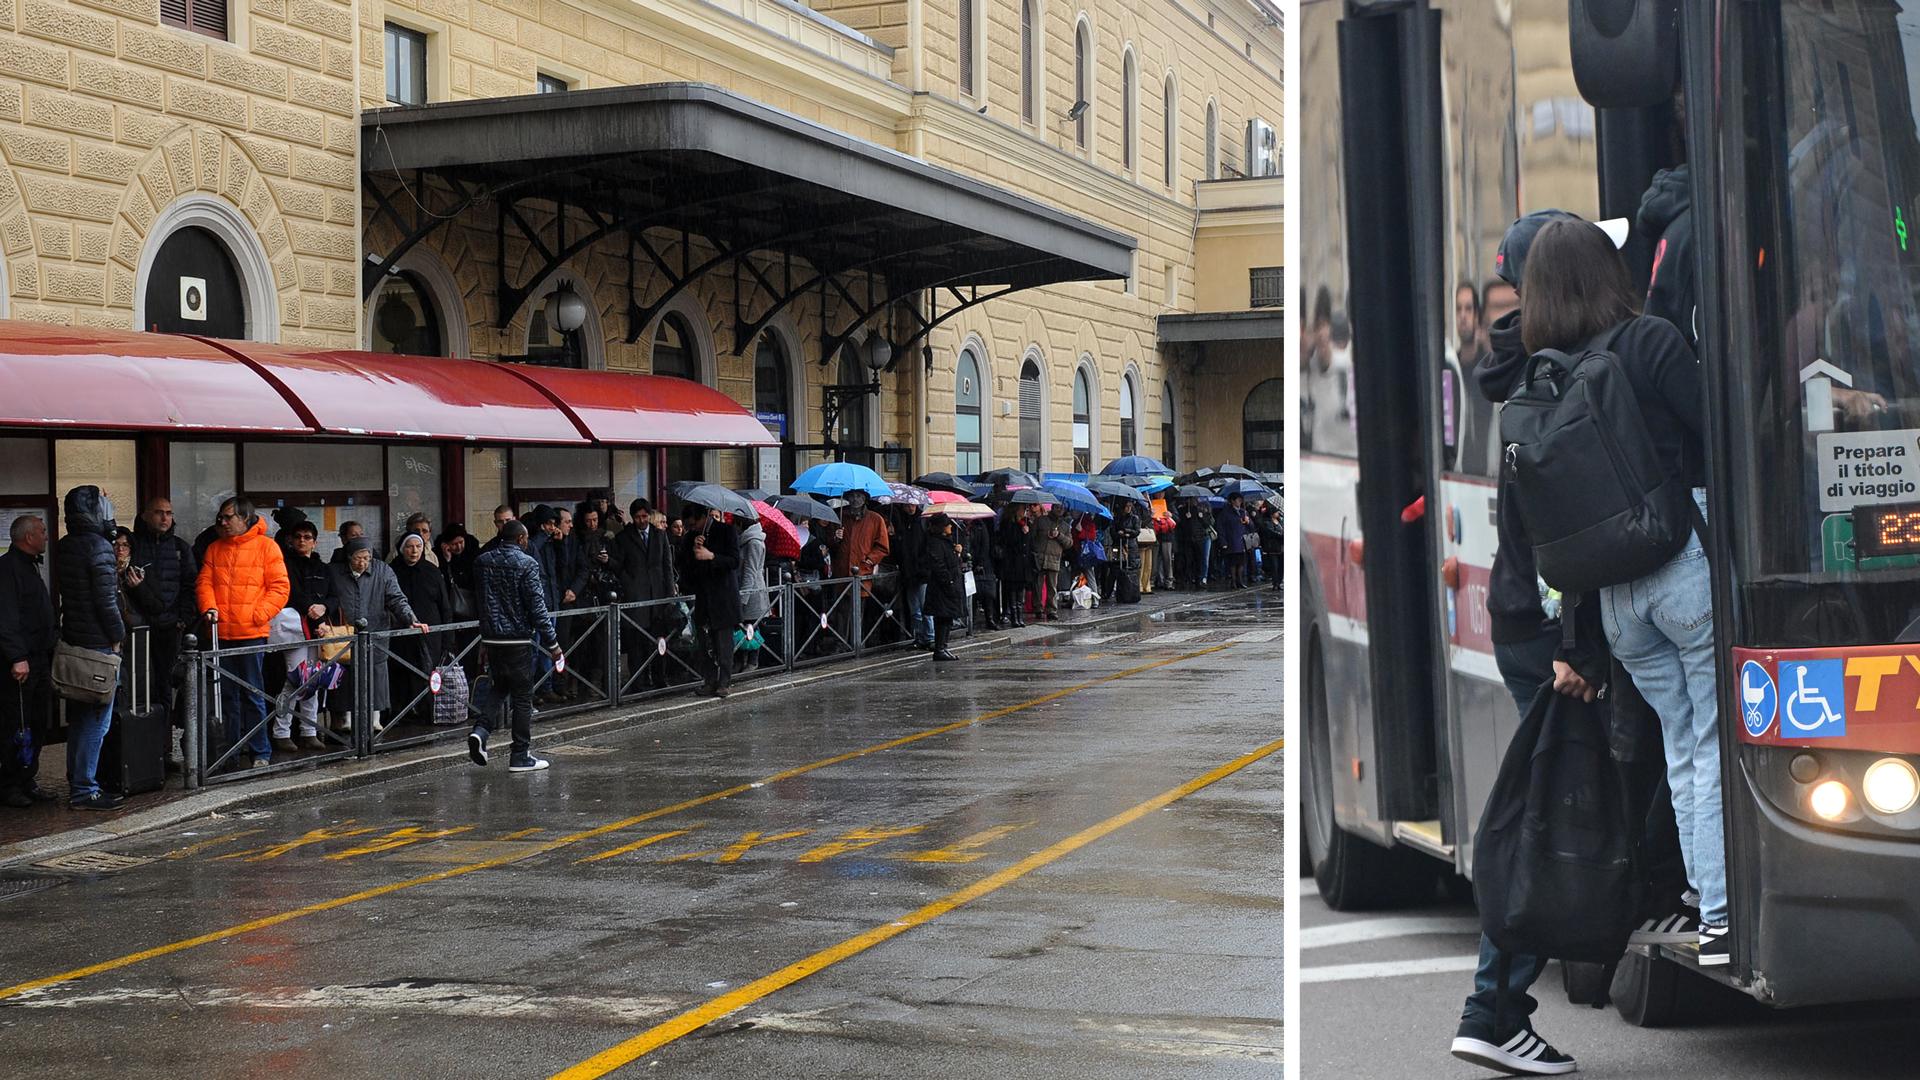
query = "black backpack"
xmin=1472 ymin=684 xmax=1639 ymax=964
xmin=1499 ymin=324 xmax=1695 ymax=593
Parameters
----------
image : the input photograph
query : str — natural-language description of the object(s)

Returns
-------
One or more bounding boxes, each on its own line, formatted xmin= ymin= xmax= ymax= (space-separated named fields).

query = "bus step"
xmin=1391 ymin=819 xmax=1453 ymax=860
xmin=1634 ymin=942 xmax=1753 ymax=996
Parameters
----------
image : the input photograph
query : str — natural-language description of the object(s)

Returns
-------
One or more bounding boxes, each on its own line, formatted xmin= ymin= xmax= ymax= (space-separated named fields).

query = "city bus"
xmin=1300 ymin=0 xmax=1920 ymax=1021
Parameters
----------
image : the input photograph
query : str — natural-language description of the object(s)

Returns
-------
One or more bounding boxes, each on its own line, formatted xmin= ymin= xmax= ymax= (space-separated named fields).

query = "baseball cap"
xmin=1495 ymin=210 xmax=1630 ymax=287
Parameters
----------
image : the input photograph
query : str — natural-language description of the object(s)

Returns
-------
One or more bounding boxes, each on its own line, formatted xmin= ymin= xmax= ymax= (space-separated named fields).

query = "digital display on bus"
xmin=1854 ymin=503 xmax=1920 ymax=558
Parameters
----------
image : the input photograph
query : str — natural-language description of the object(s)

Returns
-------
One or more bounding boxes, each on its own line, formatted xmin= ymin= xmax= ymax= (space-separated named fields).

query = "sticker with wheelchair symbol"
xmin=1782 ymin=658 xmax=1846 ymax=738
xmin=1739 ymin=660 xmax=1776 ymax=738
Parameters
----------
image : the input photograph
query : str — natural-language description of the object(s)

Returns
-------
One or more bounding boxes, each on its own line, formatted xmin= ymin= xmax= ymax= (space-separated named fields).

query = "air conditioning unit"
xmin=1245 ymin=117 xmax=1278 ymax=177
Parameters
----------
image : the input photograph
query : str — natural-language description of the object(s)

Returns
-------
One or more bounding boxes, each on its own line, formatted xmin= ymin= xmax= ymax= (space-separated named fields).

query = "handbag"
xmin=52 ymin=641 xmax=120 ymax=704
xmin=316 ymin=624 xmax=354 ymax=664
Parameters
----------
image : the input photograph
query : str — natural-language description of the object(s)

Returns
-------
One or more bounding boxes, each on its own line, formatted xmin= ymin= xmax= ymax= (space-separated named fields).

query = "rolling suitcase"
xmin=1116 ymin=567 xmax=1141 ymax=605
xmin=101 ymin=629 xmax=168 ymax=795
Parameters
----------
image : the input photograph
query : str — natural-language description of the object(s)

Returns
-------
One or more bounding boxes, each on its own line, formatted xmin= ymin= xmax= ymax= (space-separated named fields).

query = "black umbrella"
xmin=913 ymin=471 xmax=976 ymax=496
xmin=736 ymin=487 xmax=775 ymax=503
xmin=670 ymin=481 xmax=759 ymax=521
xmin=1006 ymin=488 xmax=1052 ymax=505
xmin=1217 ymin=479 xmax=1278 ymax=502
xmin=1088 ymin=480 xmax=1150 ymax=505
xmin=774 ymin=494 xmax=839 ymax=523
xmin=978 ymin=466 xmax=1043 ymax=489
xmin=1175 ymin=484 xmax=1216 ymax=499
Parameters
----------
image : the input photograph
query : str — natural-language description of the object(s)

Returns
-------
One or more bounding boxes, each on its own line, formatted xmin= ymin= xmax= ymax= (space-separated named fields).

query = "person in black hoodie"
xmin=1638 ymin=163 xmax=1696 ymax=348
xmin=1451 ymin=211 xmax=1613 ymax=1079
xmin=131 ymin=498 xmax=196 ymax=731
xmin=56 ymin=486 xmax=126 ymax=811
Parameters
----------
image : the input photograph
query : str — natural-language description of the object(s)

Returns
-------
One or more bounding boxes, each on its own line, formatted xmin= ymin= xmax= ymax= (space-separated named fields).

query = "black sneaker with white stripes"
xmin=1697 ymin=923 xmax=1730 ymax=967
xmin=1629 ymin=910 xmax=1698 ymax=946
xmin=1451 ymin=1022 xmax=1578 ymax=1076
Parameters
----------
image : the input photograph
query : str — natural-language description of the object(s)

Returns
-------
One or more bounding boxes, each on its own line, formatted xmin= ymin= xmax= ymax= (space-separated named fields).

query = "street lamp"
xmin=546 ymin=286 xmax=589 ymax=334
xmin=823 ymin=334 xmax=892 ymax=462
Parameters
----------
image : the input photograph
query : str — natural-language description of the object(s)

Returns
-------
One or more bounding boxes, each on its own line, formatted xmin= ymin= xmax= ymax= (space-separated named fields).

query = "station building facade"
xmin=0 ymin=0 xmax=1281 ymax=530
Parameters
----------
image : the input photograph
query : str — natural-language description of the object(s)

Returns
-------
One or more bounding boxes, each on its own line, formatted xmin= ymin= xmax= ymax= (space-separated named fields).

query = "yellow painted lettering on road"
xmin=795 ymin=825 xmax=926 ymax=864
xmin=163 ymin=829 xmax=264 ymax=860
xmin=891 ymin=822 xmax=1035 ymax=864
xmin=215 ymin=823 xmax=378 ymax=862
xmin=323 ymin=825 xmax=476 ymax=861
xmin=663 ymin=830 xmax=812 ymax=864
xmin=575 ymin=829 xmax=694 ymax=865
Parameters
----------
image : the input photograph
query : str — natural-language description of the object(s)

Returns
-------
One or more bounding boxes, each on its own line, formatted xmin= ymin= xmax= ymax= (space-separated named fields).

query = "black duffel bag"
xmin=1473 ymin=683 xmax=1640 ymax=964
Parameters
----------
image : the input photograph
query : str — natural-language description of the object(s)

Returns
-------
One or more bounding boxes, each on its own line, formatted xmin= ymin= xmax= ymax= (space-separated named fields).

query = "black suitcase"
xmin=101 ymin=629 xmax=168 ymax=796
xmin=1116 ymin=570 xmax=1141 ymax=605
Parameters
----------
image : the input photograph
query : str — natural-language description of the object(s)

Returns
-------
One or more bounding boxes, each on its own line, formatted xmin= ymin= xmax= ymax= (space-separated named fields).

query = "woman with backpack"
xmin=1514 ymin=217 xmax=1724 ymax=971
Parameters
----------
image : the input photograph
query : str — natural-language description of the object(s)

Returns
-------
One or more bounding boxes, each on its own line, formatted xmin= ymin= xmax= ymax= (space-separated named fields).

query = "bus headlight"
xmin=1810 ymin=780 xmax=1851 ymax=822
xmin=1863 ymin=758 xmax=1920 ymax=815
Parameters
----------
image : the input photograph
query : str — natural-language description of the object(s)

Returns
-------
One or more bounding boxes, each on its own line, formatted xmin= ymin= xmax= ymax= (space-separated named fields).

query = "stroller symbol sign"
xmin=1740 ymin=660 xmax=1777 ymax=738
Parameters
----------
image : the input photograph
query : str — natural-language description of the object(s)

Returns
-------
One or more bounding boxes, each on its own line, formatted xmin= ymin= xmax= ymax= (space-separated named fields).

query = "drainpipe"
xmin=914 ymin=292 xmax=931 ymax=476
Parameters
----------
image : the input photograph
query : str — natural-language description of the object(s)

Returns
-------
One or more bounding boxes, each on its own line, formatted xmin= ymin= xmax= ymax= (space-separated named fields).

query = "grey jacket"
xmin=738 ymin=523 xmax=770 ymax=622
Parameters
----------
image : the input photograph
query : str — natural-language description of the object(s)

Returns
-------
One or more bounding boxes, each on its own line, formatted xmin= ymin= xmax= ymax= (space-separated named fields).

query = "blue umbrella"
xmin=1042 ymin=478 xmax=1113 ymax=519
xmin=792 ymin=461 xmax=892 ymax=498
xmin=1217 ymin=479 xmax=1279 ymax=502
xmin=1100 ymin=455 xmax=1173 ymax=476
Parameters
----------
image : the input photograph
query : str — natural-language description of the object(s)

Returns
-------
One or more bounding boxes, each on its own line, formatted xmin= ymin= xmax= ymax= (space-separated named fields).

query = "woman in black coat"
xmin=678 ymin=507 xmax=741 ymax=697
xmin=388 ymin=532 xmax=448 ymax=724
xmin=966 ymin=515 xmax=999 ymax=629
xmin=923 ymin=515 xmax=966 ymax=662
xmin=996 ymin=505 xmax=1034 ymax=628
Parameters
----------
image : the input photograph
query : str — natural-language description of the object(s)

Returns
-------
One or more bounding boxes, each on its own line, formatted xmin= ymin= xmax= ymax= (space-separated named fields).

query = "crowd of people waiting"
xmin=0 ymin=467 xmax=1281 ymax=809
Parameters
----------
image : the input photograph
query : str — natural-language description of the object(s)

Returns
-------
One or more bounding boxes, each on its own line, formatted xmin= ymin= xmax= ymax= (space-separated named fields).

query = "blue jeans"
xmin=220 ymin=643 xmax=272 ymax=762
xmin=64 ymin=647 xmax=116 ymax=800
xmin=909 ymin=583 xmax=931 ymax=644
xmin=1599 ymin=489 xmax=1725 ymax=927
xmin=1200 ymin=537 xmax=1213 ymax=584
xmin=1462 ymin=632 xmax=1559 ymax=1032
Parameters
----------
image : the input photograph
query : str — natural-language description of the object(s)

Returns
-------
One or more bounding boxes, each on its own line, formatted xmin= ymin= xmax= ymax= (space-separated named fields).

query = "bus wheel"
xmin=1609 ymin=949 xmax=1681 ymax=1027
xmin=1304 ymin=631 xmax=1425 ymax=910
xmin=1562 ymin=960 xmax=1614 ymax=1007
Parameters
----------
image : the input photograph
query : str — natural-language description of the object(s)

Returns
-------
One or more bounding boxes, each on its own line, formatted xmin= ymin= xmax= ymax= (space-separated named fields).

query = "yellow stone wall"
xmin=361 ymin=0 xmax=1280 ymax=476
xmin=0 ymin=0 xmax=360 ymax=343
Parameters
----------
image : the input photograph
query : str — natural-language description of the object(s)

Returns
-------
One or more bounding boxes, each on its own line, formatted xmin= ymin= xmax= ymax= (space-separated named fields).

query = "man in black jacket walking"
xmin=470 ymin=520 xmax=560 ymax=773
xmin=1 ymin=515 xmax=55 ymax=807
xmin=679 ymin=505 xmax=740 ymax=698
xmin=56 ymin=486 xmax=127 ymax=811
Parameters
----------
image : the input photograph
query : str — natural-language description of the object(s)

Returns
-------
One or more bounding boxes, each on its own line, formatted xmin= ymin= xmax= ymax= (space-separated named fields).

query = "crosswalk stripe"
xmin=1299 ymin=916 xmax=1481 ymax=949
xmin=1143 ymin=629 xmax=1209 ymax=644
xmin=1298 ymin=956 xmax=1481 ymax=983
xmin=1071 ymin=634 xmax=1125 ymax=645
xmin=1227 ymin=630 xmax=1281 ymax=643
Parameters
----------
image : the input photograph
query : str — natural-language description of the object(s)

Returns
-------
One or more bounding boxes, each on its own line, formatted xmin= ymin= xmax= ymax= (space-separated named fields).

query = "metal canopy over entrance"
xmin=362 ymin=83 xmax=1136 ymax=365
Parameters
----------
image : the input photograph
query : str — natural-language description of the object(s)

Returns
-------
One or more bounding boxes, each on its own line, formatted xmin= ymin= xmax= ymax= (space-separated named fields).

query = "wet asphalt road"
xmin=0 ymin=591 xmax=1281 ymax=1079
xmin=1299 ymin=880 xmax=1920 ymax=1078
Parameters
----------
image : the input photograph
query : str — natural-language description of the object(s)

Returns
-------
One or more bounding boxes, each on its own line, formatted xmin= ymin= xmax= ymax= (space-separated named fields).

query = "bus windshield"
xmin=1737 ymin=2 xmax=1920 ymax=608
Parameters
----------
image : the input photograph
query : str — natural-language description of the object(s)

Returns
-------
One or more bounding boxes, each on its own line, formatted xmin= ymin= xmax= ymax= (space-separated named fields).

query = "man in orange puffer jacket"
xmin=196 ymin=496 xmax=291 ymax=769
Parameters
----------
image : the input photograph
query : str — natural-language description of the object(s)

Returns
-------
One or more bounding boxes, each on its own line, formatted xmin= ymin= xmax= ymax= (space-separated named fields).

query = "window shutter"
xmin=959 ymin=0 xmax=974 ymax=96
xmin=161 ymin=0 xmax=188 ymax=28
xmin=188 ymin=0 xmax=228 ymax=39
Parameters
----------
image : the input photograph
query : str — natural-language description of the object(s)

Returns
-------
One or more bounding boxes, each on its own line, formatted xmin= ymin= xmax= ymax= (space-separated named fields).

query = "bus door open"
xmin=1339 ymin=2 xmax=1452 ymax=831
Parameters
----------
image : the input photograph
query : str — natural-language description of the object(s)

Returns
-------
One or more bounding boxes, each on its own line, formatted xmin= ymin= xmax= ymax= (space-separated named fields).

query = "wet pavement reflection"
xmin=0 ymin=591 xmax=1282 ymax=1079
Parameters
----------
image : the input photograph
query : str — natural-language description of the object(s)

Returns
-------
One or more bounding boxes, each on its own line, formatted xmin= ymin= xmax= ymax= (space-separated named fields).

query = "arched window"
xmin=1162 ymin=379 xmax=1178 ymax=467
xmin=836 ymin=340 xmax=873 ymax=466
xmin=754 ymin=331 xmax=790 ymax=430
xmin=1019 ymin=358 xmax=1043 ymax=473
xmin=959 ymin=0 xmax=976 ymax=97
xmin=956 ymin=349 xmax=984 ymax=476
xmin=1074 ymin=20 xmax=1091 ymax=150
xmin=1244 ymin=377 xmax=1284 ymax=475
xmin=145 ymin=226 xmax=247 ymax=339
xmin=1119 ymin=372 xmax=1137 ymax=457
xmin=1071 ymin=367 xmax=1093 ymax=473
xmin=1020 ymin=0 xmax=1036 ymax=123
xmin=1121 ymin=49 xmax=1136 ymax=172
xmin=1205 ymin=99 xmax=1219 ymax=180
xmin=653 ymin=314 xmax=697 ymax=380
xmin=1163 ymin=74 xmax=1177 ymax=187
xmin=369 ymin=271 xmax=444 ymax=357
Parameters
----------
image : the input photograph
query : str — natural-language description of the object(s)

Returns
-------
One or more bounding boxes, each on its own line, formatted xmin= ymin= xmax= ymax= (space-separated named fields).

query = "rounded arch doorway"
xmin=142 ymin=226 xmax=247 ymax=339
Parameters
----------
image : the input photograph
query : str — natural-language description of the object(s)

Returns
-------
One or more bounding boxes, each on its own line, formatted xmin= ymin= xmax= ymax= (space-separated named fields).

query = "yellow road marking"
xmin=323 ymin=825 xmax=475 ymax=861
xmin=575 ymin=830 xmax=694 ymax=865
xmin=890 ymin=822 xmax=1035 ymax=864
xmin=551 ymin=737 xmax=1284 ymax=1078
xmin=796 ymin=825 xmax=926 ymax=864
xmin=501 ymin=827 xmax=545 ymax=840
xmin=0 ymin=644 xmax=1229 ymax=1002
xmin=662 ymin=830 xmax=812 ymax=864
xmin=214 ymin=823 xmax=377 ymax=862
xmin=161 ymin=829 xmax=264 ymax=860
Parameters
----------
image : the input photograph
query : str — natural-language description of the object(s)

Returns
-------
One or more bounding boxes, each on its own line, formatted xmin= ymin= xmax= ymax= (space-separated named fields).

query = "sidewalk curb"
xmin=1 ymin=588 xmax=1246 ymax=868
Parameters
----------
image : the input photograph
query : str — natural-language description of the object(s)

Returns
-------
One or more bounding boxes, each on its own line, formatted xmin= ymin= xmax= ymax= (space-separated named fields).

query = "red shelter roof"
xmin=504 ymin=365 xmax=777 ymax=448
